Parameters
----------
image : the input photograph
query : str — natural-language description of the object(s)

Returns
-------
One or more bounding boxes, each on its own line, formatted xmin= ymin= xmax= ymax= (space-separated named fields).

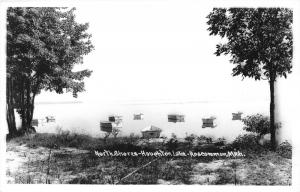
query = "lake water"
xmin=32 ymin=100 xmax=269 ymax=142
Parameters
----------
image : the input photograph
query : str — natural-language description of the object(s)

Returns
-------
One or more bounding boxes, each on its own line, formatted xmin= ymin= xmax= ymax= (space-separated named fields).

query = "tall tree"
xmin=7 ymin=7 xmax=94 ymax=135
xmin=207 ymin=8 xmax=293 ymax=150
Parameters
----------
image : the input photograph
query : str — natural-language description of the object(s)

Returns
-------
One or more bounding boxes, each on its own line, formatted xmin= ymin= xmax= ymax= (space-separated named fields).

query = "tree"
xmin=207 ymin=8 xmax=293 ymax=150
xmin=6 ymin=7 xmax=94 ymax=136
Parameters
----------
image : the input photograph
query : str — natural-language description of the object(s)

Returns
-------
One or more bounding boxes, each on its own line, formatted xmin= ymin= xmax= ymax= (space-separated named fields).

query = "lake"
xmin=31 ymin=100 xmax=269 ymax=142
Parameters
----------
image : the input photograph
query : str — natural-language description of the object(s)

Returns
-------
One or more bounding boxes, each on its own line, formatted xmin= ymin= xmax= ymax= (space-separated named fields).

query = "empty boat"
xmin=232 ymin=112 xmax=243 ymax=120
xmin=100 ymin=119 xmax=123 ymax=133
xmin=31 ymin=119 xmax=39 ymax=127
xmin=45 ymin=116 xmax=55 ymax=123
xmin=202 ymin=117 xmax=217 ymax=128
xmin=133 ymin=113 xmax=144 ymax=120
xmin=141 ymin=125 xmax=162 ymax=139
xmin=100 ymin=121 xmax=113 ymax=132
xmin=168 ymin=114 xmax=185 ymax=123
xmin=108 ymin=115 xmax=123 ymax=123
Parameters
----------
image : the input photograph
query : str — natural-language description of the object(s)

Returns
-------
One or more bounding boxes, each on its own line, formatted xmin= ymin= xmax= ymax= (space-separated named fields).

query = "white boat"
xmin=141 ymin=125 xmax=162 ymax=138
xmin=133 ymin=113 xmax=144 ymax=120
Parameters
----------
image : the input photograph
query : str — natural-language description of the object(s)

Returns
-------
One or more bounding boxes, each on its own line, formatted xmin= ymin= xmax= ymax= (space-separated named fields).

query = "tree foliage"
xmin=6 ymin=7 xmax=94 ymax=134
xmin=207 ymin=8 xmax=293 ymax=81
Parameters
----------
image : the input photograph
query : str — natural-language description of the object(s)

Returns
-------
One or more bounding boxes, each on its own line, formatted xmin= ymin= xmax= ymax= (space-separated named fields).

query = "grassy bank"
xmin=6 ymin=132 xmax=292 ymax=185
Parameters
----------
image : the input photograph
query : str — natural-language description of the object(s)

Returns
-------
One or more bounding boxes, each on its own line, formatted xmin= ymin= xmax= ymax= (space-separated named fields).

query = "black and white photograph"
xmin=0 ymin=0 xmax=299 ymax=191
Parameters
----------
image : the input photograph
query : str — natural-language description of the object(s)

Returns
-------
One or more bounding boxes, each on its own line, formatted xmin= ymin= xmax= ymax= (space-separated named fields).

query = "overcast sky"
xmin=35 ymin=2 xmax=271 ymax=104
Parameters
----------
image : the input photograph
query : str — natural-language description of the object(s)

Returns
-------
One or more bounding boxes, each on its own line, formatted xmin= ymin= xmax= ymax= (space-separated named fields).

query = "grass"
xmin=6 ymin=132 xmax=292 ymax=185
xmin=8 ymin=132 xmax=100 ymax=150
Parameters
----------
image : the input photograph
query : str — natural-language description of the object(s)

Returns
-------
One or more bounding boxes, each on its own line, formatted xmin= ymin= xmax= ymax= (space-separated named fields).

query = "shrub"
xmin=229 ymin=134 xmax=266 ymax=153
xmin=197 ymin=135 xmax=213 ymax=144
xmin=242 ymin=114 xmax=280 ymax=136
xmin=158 ymin=158 xmax=193 ymax=184
xmin=214 ymin=137 xmax=226 ymax=146
xmin=128 ymin=133 xmax=139 ymax=143
xmin=214 ymin=168 xmax=234 ymax=184
xmin=242 ymin=114 xmax=270 ymax=136
xmin=129 ymin=133 xmax=135 ymax=138
xmin=166 ymin=138 xmax=178 ymax=151
xmin=277 ymin=141 xmax=292 ymax=159
xmin=184 ymin=134 xmax=196 ymax=143
xmin=171 ymin=133 xmax=177 ymax=139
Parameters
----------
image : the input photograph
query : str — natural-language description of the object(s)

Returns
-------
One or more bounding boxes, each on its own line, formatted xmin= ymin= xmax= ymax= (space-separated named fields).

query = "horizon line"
xmin=35 ymin=99 xmax=269 ymax=105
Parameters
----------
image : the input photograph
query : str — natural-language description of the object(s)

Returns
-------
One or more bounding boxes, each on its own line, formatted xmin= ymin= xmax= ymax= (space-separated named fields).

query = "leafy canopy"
xmin=207 ymin=8 xmax=293 ymax=81
xmin=7 ymin=7 xmax=94 ymax=97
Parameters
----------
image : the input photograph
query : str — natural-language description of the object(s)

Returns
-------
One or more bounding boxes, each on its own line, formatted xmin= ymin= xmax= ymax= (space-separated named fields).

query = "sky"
xmin=35 ymin=2 xmax=271 ymax=104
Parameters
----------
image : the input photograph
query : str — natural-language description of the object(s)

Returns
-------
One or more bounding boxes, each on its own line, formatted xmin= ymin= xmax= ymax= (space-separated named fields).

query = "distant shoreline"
xmin=119 ymin=99 xmax=269 ymax=106
xmin=35 ymin=99 xmax=269 ymax=106
xmin=35 ymin=101 xmax=83 ymax=105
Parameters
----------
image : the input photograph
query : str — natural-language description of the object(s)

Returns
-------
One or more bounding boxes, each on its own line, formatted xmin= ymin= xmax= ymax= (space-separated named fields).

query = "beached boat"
xmin=141 ymin=125 xmax=162 ymax=138
xmin=31 ymin=119 xmax=39 ymax=127
xmin=168 ymin=114 xmax=185 ymax=123
xmin=133 ymin=113 xmax=144 ymax=120
xmin=202 ymin=117 xmax=217 ymax=128
xmin=232 ymin=112 xmax=243 ymax=120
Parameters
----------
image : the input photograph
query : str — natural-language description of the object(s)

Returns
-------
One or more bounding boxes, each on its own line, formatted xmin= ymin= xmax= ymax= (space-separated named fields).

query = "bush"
xmin=277 ymin=141 xmax=292 ymax=159
xmin=184 ymin=134 xmax=196 ymax=143
xmin=242 ymin=114 xmax=281 ymax=136
xmin=158 ymin=158 xmax=193 ymax=184
xmin=242 ymin=114 xmax=270 ymax=136
xmin=229 ymin=134 xmax=266 ymax=153
xmin=215 ymin=137 xmax=226 ymax=146
xmin=171 ymin=133 xmax=177 ymax=139
xmin=214 ymin=168 xmax=234 ymax=184
xmin=197 ymin=135 xmax=213 ymax=144
xmin=166 ymin=138 xmax=178 ymax=151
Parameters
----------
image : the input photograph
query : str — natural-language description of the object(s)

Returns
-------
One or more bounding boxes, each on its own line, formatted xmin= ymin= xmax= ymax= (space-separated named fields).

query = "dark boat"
xmin=100 ymin=121 xmax=113 ymax=132
xmin=108 ymin=115 xmax=123 ymax=122
xmin=133 ymin=113 xmax=144 ymax=120
xmin=202 ymin=117 xmax=217 ymax=128
xmin=168 ymin=114 xmax=185 ymax=123
xmin=232 ymin=112 xmax=243 ymax=120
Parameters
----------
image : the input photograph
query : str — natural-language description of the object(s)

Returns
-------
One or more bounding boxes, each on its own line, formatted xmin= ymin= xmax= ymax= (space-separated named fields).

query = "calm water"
xmin=32 ymin=100 xmax=269 ymax=141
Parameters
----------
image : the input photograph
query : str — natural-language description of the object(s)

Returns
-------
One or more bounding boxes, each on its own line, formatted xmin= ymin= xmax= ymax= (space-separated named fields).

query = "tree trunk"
xmin=6 ymin=76 xmax=18 ymax=136
xmin=269 ymin=79 xmax=276 ymax=151
xmin=21 ymin=81 xmax=26 ymax=130
xmin=6 ymin=105 xmax=17 ymax=135
xmin=25 ymin=80 xmax=32 ymax=129
xmin=20 ymin=80 xmax=35 ymax=133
